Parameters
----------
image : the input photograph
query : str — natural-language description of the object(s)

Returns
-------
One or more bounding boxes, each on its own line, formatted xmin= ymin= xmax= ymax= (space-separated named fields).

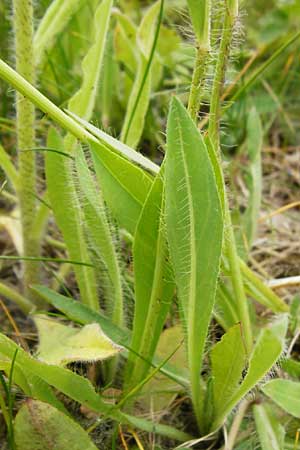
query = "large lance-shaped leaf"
xmin=165 ymin=97 xmax=223 ymax=427
xmin=187 ymin=0 xmax=210 ymax=45
xmin=211 ymin=324 xmax=246 ymax=418
xmin=15 ymin=400 xmax=98 ymax=450
xmin=262 ymin=379 xmax=300 ymax=418
xmin=75 ymin=148 xmax=123 ymax=326
xmin=253 ymin=403 xmax=285 ymax=450
xmin=33 ymin=0 xmax=84 ymax=66
xmin=125 ymin=168 xmax=175 ymax=389
xmin=45 ymin=128 xmax=99 ymax=310
xmin=211 ymin=315 xmax=288 ymax=430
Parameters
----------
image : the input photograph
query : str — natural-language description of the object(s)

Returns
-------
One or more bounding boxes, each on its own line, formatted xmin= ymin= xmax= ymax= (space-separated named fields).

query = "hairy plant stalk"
xmin=187 ymin=45 xmax=209 ymax=121
xmin=187 ymin=0 xmax=211 ymax=121
xmin=13 ymin=0 xmax=40 ymax=298
xmin=208 ymin=0 xmax=253 ymax=353
xmin=208 ymin=5 xmax=235 ymax=147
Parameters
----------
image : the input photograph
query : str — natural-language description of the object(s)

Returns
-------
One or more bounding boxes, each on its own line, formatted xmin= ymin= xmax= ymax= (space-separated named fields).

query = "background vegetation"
xmin=0 ymin=0 xmax=300 ymax=449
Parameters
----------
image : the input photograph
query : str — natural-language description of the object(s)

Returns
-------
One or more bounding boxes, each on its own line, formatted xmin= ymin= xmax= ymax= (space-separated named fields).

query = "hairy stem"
xmin=188 ymin=45 xmax=209 ymax=122
xmin=13 ymin=0 xmax=40 ymax=299
xmin=208 ymin=1 xmax=253 ymax=353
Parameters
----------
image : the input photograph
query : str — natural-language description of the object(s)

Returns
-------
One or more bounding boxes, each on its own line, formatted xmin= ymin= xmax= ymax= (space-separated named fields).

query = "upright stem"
xmin=208 ymin=8 xmax=234 ymax=148
xmin=13 ymin=0 xmax=40 ymax=297
xmin=187 ymin=45 xmax=209 ymax=122
xmin=208 ymin=1 xmax=253 ymax=353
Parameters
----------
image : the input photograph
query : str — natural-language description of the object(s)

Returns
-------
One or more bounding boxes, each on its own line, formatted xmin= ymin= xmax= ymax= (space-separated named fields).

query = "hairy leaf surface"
xmin=165 ymin=97 xmax=223 ymax=425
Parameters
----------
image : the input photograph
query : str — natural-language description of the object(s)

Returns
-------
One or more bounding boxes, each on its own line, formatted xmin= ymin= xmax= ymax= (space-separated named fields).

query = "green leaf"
xmin=75 ymin=147 xmax=123 ymax=326
xmin=165 ymin=97 xmax=223 ymax=426
xmin=253 ymin=403 xmax=285 ymax=450
xmin=214 ymin=281 xmax=239 ymax=330
xmin=91 ymin=140 xmax=153 ymax=235
xmin=187 ymin=0 xmax=210 ymax=46
xmin=140 ymin=325 xmax=187 ymax=413
xmin=0 ymin=359 xmax=67 ymax=414
xmin=0 ymin=143 xmax=19 ymax=191
xmin=0 ymin=334 xmax=190 ymax=442
xmin=240 ymin=108 xmax=263 ymax=255
xmin=34 ymin=315 xmax=123 ymax=366
xmin=212 ymin=315 xmax=288 ymax=430
xmin=31 ymin=284 xmax=131 ymax=346
xmin=15 ymin=400 xmax=98 ymax=450
xmin=68 ymin=0 xmax=113 ymax=121
xmin=282 ymin=358 xmax=300 ymax=378
xmin=125 ymin=168 xmax=175 ymax=388
xmin=114 ymin=11 xmax=138 ymax=73
xmin=32 ymin=285 xmax=189 ymax=388
xmin=211 ymin=324 xmax=246 ymax=417
xmin=33 ymin=0 xmax=84 ymax=66
xmin=262 ymin=379 xmax=300 ymax=418
xmin=121 ymin=1 xmax=161 ymax=148
xmin=46 ymin=128 xmax=99 ymax=310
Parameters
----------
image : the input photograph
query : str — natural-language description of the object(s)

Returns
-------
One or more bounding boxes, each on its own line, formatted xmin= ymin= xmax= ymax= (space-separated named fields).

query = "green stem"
xmin=13 ymin=0 xmax=40 ymax=299
xmin=240 ymin=259 xmax=289 ymax=313
xmin=0 ymin=60 xmax=88 ymax=142
xmin=187 ymin=45 xmax=209 ymax=122
xmin=0 ymin=282 xmax=33 ymax=314
xmin=208 ymin=2 xmax=252 ymax=353
xmin=208 ymin=8 xmax=235 ymax=148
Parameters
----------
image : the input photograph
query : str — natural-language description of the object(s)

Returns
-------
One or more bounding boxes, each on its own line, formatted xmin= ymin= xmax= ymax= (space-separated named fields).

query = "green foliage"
xmin=34 ymin=0 xmax=84 ymax=66
xmin=165 ymin=97 xmax=223 ymax=427
xmin=262 ymin=379 xmax=300 ymax=418
xmin=125 ymin=168 xmax=174 ymax=389
xmin=0 ymin=0 xmax=298 ymax=446
xmin=75 ymin=147 xmax=123 ymax=326
xmin=46 ymin=128 xmax=99 ymax=310
xmin=187 ymin=0 xmax=210 ymax=46
xmin=211 ymin=324 xmax=246 ymax=417
xmin=34 ymin=315 xmax=122 ymax=366
xmin=212 ymin=315 xmax=288 ymax=430
xmin=253 ymin=403 xmax=285 ymax=450
xmin=15 ymin=400 xmax=98 ymax=450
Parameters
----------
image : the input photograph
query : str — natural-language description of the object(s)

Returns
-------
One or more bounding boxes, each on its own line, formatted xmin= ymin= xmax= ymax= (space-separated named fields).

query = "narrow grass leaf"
xmin=253 ymin=403 xmax=285 ymax=450
xmin=165 ymin=97 xmax=223 ymax=427
xmin=262 ymin=379 xmax=300 ymax=418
